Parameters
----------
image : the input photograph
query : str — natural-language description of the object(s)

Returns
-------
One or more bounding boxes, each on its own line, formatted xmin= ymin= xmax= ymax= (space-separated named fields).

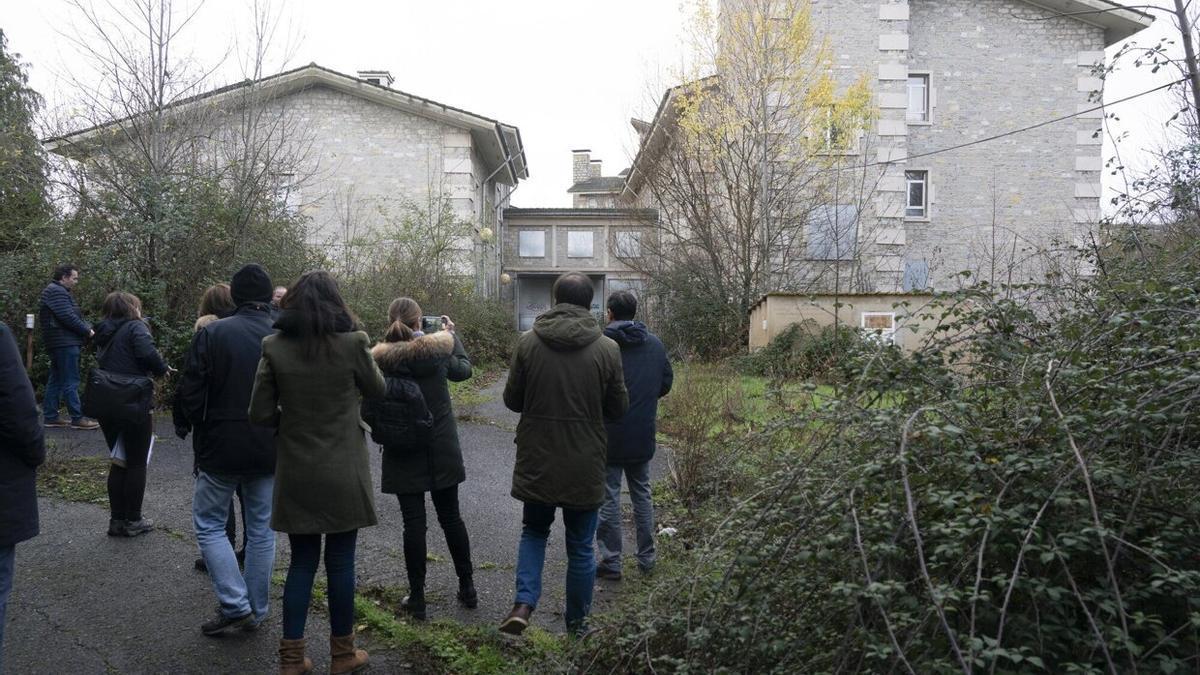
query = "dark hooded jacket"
xmin=366 ymin=330 xmax=471 ymax=495
xmin=174 ymin=303 xmax=276 ymax=477
xmin=0 ymin=322 xmax=45 ymax=548
xmin=603 ymin=321 xmax=673 ymax=465
xmin=92 ymin=318 xmax=169 ymax=378
xmin=503 ymin=303 xmax=628 ymax=509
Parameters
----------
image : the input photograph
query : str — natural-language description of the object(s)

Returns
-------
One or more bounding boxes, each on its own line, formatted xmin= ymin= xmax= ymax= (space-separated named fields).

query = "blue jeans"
xmin=43 ymin=345 xmax=82 ymax=422
xmin=0 ymin=545 xmax=12 ymax=674
xmin=282 ymin=530 xmax=358 ymax=639
xmin=193 ymin=471 xmax=276 ymax=623
xmin=596 ymin=462 xmax=656 ymax=573
xmin=514 ymin=503 xmax=598 ymax=631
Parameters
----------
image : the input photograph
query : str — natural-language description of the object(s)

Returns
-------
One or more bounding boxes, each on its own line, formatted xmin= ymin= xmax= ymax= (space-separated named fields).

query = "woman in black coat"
xmin=92 ymin=292 xmax=170 ymax=537
xmin=364 ymin=297 xmax=474 ymax=620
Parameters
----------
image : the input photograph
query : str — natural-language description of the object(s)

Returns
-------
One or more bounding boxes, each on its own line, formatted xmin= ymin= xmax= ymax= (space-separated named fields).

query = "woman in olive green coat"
xmin=249 ymin=270 xmax=385 ymax=675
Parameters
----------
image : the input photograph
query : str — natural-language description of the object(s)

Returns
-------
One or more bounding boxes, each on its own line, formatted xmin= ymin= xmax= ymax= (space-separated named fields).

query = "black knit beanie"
xmin=230 ymin=263 xmax=273 ymax=305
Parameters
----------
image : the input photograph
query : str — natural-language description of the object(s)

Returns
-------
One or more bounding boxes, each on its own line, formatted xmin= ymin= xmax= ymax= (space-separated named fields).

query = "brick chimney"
xmin=589 ymin=159 xmax=602 ymax=178
xmin=572 ymin=149 xmax=591 ymax=185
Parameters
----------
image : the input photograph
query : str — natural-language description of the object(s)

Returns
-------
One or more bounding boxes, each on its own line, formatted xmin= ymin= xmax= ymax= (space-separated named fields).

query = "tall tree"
xmin=623 ymin=0 xmax=876 ymax=356
xmin=0 ymin=28 xmax=49 ymax=253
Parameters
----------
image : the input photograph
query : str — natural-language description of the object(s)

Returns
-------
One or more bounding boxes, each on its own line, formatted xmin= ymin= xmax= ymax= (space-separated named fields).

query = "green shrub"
xmin=739 ymin=319 xmax=861 ymax=381
xmin=579 ymin=243 xmax=1200 ymax=673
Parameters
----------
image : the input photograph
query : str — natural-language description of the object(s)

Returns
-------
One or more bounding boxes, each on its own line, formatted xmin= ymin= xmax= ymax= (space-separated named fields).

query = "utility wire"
xmin=869 ymin=76 xmax=1188 ymax=169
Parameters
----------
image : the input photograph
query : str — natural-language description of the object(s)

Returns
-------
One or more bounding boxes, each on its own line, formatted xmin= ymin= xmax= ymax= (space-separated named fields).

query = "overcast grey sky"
xmin=0 ymin=0 xmax=1183 ymax=209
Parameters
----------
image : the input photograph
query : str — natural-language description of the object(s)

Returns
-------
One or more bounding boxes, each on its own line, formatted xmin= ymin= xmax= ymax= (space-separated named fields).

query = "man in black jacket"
xmin=0 ymin=321 xmax=46 ymax=669
xmin=176 ymin=264 xmax=277 ymax=635
xmin=39 ymin=264 xmax=98 ymax=429
xmin=595 ymin=290 xmax=672 ymax=580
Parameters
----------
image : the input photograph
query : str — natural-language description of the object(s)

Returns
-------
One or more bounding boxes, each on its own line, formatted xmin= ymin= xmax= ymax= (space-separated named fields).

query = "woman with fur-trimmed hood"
xmin=367 ymin=297 xmax=476 ymax=621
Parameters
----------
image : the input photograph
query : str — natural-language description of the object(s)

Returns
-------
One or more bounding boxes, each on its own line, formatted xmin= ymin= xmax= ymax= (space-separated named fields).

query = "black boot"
xmin=401 ymin=585 xmax=427 ymax=621
xmin=457 ymin=577 xmax=478 ymax=609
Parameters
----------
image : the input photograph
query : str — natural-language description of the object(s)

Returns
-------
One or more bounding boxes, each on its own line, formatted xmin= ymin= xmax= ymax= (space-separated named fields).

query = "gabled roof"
xmin=1021 ymin=0 xmax=1152 ymax=45
xmin=567 ymin=176 xmax=625 ymax=194
xmin=43 ymin=63 xmax=529 ymax=185
xmin=623 ymin=76 xmax=717 ymax=199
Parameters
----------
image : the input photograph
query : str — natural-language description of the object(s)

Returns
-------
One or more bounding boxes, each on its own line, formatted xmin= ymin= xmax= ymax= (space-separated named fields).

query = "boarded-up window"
xmin=902 ymin=259 xmax=929 ymax=291
xmin=806 ymin=205 xmax=858 ymax=260
xmin=861 ymin=312 xmax=896 ymax=344
xmin=519 ymin=231 xmax=545 ymax=257
xmin=568 ymin=231 xmax=594 ymax=258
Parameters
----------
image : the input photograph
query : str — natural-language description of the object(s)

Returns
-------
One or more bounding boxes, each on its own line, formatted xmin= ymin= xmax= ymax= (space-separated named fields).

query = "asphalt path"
xmin=5 ymin=374 xmax=664 ymax=673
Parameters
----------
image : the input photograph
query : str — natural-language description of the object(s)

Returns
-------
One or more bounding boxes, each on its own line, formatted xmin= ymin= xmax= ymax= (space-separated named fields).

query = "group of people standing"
xmin=0 ymin=263 xmax=673 ymax=674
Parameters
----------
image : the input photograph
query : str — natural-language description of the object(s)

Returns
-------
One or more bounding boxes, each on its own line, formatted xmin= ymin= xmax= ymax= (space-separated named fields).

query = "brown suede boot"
xmin=278 ymin=638 xmax=313 ymax=674
xmin=329 ymin=633 xmax=369 ymax=674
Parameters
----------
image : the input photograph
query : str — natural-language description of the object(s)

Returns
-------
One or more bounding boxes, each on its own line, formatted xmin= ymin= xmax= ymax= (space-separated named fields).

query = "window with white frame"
xmin=861 ymin=312 xmax=896 ymax=344
xmin=615 ymin=231 xmax=641 ymax=258
xmin=907 ymin=74 xmax=930 ymax=123
xmin=518 ymin=230 xmax=545 ymax=257
xmin=567 ymin=230 xmax=594 ymax=258
xmin=906 ymin=170 xmax=928 ymax=218
xmin=272 ymin=172 xmax=301 ymax=214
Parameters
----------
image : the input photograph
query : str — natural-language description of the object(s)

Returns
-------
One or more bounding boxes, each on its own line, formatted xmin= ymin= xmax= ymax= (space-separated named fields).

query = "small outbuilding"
xmin=748 ymin=292 xmax=937 ymax=352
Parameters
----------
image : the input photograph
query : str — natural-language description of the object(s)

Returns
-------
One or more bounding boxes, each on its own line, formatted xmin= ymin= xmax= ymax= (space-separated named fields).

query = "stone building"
xmin=623 ymin=0 xmax=1154 ymax=292
xmin=44 ymin=64 xmax=527 ymax=296
xmin=502 ymin=150 xmax=655 ymax=329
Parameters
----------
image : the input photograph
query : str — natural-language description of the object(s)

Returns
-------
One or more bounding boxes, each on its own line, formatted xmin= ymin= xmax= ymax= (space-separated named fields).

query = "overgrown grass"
xmin=355 ymin=585 xmax=568 ymax=674
xmin=36 ymin=446 xmax=109 ymax=504
xmin=659 ymin=363 xmax=833 ymax=438
xmin=449 ymin=363 xmax=504 ymax=409
xmin=270 ymin=574 xmax=568 ymax=673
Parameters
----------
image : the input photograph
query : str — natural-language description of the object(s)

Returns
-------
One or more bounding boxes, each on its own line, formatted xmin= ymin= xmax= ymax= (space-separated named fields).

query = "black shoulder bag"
xmin=82 ymin=322 xmax=154 ymax=422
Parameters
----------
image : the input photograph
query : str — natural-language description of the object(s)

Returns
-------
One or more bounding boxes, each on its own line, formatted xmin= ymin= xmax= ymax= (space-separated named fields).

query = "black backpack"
xmin=361 ymin=375 xmax=433 ymax=451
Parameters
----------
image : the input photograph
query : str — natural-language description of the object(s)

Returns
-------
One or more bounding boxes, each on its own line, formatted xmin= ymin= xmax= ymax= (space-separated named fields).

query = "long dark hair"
xmin=279 ymin=270 xmax=359 ymax=357
xmin=384 ymin=297 xmax=421 ymax=343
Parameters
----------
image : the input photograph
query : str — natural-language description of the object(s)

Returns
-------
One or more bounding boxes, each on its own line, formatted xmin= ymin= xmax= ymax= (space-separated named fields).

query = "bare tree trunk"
xmin=1174 ymin=0 xmax=1200 ymax=121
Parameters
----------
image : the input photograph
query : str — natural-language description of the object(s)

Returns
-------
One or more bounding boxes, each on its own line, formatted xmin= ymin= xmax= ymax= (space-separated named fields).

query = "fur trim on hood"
xmin=195 ymin=314 xmax=220 ymax=332
xmin=371 ymin=330 xmax=455 ymax=372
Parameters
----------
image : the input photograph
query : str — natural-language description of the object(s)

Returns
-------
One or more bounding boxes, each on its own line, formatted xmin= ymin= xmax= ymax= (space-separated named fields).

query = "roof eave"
xmin=43 ymin=64 xmax=528 ymax=183
xmin=1019 ymin=0 xmax=1154 ymax=46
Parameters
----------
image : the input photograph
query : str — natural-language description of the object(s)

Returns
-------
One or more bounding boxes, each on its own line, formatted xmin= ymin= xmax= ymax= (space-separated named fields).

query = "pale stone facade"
xmin=500 ymin=208 xmax=655 ymax=329
xmin=628 ymin=0 xmax=1153 ymax=292
xmin=45 ymin=65 xmax=527 ymax=296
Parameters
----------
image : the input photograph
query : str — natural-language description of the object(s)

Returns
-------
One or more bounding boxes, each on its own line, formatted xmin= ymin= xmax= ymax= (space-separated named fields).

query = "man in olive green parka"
xmin=498 ymin=272 xmax=628 ymax=636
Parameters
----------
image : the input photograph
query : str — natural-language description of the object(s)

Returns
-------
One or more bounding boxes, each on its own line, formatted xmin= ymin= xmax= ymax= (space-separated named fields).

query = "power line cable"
xmin=868 ymin=76 xmax=1188 ymax=169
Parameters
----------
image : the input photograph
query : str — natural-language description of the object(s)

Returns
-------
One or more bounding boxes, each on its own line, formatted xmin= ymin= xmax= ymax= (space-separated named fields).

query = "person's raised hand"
xmin=441 ymin=315 xmax=455 ymax=333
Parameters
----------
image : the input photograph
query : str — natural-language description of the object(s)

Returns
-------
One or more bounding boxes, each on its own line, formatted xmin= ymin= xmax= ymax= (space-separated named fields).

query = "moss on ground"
xmin=36 ymin=450 xmax=109 ymax=504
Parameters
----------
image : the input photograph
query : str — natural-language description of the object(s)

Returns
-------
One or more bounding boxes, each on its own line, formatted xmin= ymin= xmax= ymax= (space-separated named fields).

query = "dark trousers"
xmin=282 ymin=530 xmax=358 ymax=639
xmin=102 ymin=414 xmax=154 ymax=520
xmin=397 ymin=485 xmax=473 ymax=589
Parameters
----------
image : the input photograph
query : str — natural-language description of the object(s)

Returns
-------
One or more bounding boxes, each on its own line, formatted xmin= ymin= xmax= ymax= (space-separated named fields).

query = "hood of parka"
xmin=532 ymin=303 xmax=602 ymax=352
xmin=603 ymin=320 xmax=649 ymax=347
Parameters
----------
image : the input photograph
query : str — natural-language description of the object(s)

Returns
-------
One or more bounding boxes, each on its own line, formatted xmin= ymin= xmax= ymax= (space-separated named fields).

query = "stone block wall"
xmin=904 ymin=0 xmax=1105 ymax=288
xmin=274 ymin=85 xmax=493 ymax=251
